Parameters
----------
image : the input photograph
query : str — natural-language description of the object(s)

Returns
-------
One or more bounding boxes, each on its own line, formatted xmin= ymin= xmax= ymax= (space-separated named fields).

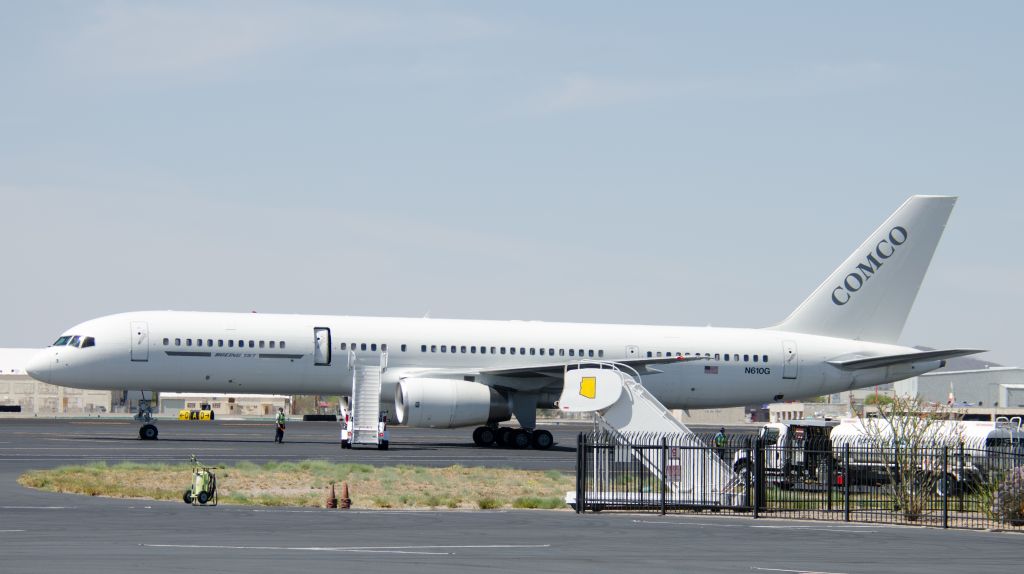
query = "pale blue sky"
xmin=1 ymin=2 xmax=1021 ymax=366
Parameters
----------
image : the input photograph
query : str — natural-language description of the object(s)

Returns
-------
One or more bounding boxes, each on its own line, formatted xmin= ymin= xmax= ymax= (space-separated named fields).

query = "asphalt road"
xmin=0 ymin=418 xmax=1020 ymax=574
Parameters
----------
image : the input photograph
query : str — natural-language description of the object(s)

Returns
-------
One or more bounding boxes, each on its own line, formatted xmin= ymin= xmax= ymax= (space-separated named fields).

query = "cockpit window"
xmin=81 ymin=337 xmax=95 ymax=348
xmin=53 ymin=336 xmax=72 ymax=346
xmin=69 ymin=335 xmax=82 ymax=347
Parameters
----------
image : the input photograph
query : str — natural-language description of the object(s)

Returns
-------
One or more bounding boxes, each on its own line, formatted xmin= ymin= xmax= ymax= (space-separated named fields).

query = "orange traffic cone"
xmin=325 ymin=482 xmax=338 ymax=509
xmin=339 ymin=481 xmax=352 ymax=509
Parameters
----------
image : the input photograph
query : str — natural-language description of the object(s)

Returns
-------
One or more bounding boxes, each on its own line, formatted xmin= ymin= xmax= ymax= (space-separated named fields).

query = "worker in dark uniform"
xmin=274 ymin=407 xmax=286 ymax=443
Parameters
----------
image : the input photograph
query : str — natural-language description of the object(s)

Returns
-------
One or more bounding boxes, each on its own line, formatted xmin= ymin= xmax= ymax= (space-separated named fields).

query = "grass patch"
xmin=18 ymin=461 xmax=574 ymax=510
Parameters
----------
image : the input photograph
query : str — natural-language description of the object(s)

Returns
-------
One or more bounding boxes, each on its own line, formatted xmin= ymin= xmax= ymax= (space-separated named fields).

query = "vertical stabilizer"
xmin=770 ymin=195 xmax=956 ymax=344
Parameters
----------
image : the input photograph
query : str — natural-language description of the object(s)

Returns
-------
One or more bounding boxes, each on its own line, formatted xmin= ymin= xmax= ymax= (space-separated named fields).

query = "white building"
xmin=0 ymin=348 xmax=112 ymax=415
xmin=159 ymin=392 xmax=290 ymax=417
xmin=896 ymin=367 xmax=1024 ymax=411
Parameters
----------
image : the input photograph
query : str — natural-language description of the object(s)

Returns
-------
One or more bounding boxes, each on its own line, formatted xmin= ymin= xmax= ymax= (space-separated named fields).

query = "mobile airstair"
xmin=560 ymin=362 xmax=744 ymax=508
xmin=341 ymin=351 xmax=389 ymax=450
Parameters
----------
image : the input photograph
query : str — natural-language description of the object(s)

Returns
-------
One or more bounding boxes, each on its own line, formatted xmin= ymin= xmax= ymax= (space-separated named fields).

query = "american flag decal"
xmin=704 ymin=365 xmax=719 ymax=375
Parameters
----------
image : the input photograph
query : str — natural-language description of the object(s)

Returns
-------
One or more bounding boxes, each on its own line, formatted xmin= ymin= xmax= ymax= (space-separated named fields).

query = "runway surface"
xmin=0 ymin=419 xmax=1020 ymax=573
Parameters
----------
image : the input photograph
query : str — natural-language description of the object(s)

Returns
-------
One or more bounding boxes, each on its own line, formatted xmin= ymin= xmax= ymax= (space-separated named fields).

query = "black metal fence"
xmin=574 ymin=431 xmax=1024 ymax=531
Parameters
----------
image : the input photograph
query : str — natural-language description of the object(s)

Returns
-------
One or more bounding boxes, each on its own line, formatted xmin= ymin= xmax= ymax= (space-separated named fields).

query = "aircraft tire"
xmin=139 ymin=424 xmax=158 ymax=441
xmin=530 ymin=430 xmax=554 ymax=450
xmin=497 ymin=427 xmax=512 ymax=447
xmin=509 ymin=429 xmax=530 ymax=449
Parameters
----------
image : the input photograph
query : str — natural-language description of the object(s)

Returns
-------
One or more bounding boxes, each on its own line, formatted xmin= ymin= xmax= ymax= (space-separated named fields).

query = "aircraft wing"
xmin=826 ymin=349 xmax=985 ymax=371
xmin=397 ymin=355 xmax=708 ymax=380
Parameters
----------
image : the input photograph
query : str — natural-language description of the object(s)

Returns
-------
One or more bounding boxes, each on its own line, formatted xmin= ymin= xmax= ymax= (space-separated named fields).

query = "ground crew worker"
xmin=274 ymin=408 xmax=286 ymax=443
xmin=714 ymin=427 xmax=728 ymax=460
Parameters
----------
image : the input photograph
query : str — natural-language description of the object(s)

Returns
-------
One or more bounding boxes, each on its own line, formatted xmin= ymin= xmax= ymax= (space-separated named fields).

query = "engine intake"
xmin=395 ymin=378 xmax=510 ymax=429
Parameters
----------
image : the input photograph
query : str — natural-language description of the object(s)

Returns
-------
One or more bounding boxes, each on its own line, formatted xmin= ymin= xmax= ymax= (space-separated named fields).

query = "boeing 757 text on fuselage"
xmin=26 ymin=196 xmax=981 ymax=448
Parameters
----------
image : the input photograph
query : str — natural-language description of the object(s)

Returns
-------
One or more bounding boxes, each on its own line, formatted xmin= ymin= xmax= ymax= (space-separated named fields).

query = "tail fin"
xmin=770 ymin=195 xmax=957 ymax=344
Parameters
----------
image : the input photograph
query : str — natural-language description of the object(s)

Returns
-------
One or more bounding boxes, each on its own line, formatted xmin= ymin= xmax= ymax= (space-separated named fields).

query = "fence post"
xmin=745 ymin=436 xmax=753 ymax=512
xmin=942 ymin=447 xmax=949 ymax=529
xmin=660 ymin=436 xmax=667 ymax=515
xmin=826 ymin=446 xmax=834 ymax=513
xmin=752 ymin=437 xmax=761 ymax=519
xmin=576 ymin=433 xmax=584 ymax=514
xmin=843 ymin=444 xmax=851 ymax=522
xmin=957 ymin=443 xmax=965 ymax=513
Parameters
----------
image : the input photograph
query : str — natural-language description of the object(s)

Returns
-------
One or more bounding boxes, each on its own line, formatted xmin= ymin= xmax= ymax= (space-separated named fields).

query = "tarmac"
xmin=0 ymin=418 xmax=1020 ymax=573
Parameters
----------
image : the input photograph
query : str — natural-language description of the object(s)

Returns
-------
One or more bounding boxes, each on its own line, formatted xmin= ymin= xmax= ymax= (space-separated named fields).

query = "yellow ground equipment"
xmin=182 ymin=454 xmax=218 ymax=506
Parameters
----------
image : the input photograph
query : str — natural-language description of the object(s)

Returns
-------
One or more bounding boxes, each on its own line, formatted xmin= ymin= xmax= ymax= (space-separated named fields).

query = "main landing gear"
xmin=472 ymin=426 xmax=554 ymax=450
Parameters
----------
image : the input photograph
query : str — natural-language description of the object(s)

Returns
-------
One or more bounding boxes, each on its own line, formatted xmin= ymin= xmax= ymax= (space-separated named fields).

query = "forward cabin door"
xmin=314 ymin=327 xmax=332 ymax=366
xmin=130 ymin=321 xmax=149 ymax=362
xmin=782 ymin=340 xmax=798 ymax=380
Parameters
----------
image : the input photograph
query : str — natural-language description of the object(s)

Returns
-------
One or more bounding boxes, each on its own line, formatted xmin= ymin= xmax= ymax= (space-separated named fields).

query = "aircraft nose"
xmin=25 ymin=350 xmax=52 ymax=383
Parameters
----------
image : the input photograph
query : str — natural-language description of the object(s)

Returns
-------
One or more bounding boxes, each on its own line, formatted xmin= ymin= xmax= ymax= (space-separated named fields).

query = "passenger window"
xmin=381 ymin=344 xmax=387 ymax=352
xmin=734 ymin=354 xmax=739 ymax=361
xmin=510 ymin=347 xmax=516 ymax=355
xmin=500 ymin=347 xmax=506 ymax=355
xmin=207 ymin=339 xmax=213 ymax=347
xmin=656 ymin=352 xmax=662 ymax=358
xmin=461 ymin=346 xmax=467 ymax=353
xmin=163 ymin=338 xmax=169 ymax=346
xmin=579 ymin=349 xmax=584 ymax=357
xmin=647 ymin=351 xmax=653 ymax=358
xmin=228 ymin=340 xmax=233 ymax=348
xmin=753 ymin=355 xmax=758 ymax=363
xmin=570 ymin=349 xmax=576 ymax=357
xmin=259 ymin=341 xmax=265 ymax=349
xmin=471 ymin=346 xmax=477 ymax=353
xmin=401 ymin=344 xmax=408 ymax=352
xmin=480 ymin=346 xmax=486 ymax=354
xmin=744 ymin=354 xmax=749 ymax=362
xmin=421 ymin=345 xmax=427 ymax=352
xmin=431 ymin=345 xmax=437 ymax=352
xmin=81 ymin=337 xmax=95 ymax=348
xmin=441 ymin=345 xmax=447 ymax=353
xmin=490 ymin=347 xmax=496 ymax=354
xmin=714 ymin=353 xmax=720 ymax=360
xmin=238 ymin=340 xmax=244 ymax=348
xmin=280 ymin=341 xmax=286 ymax=349
xmin=270 ymin=341 xmax=276 ymax=349
xmin=186 ymin=339 xmax=193 ymax=346
xmin=371 ymin=344 xmax=377 ymax=352
xmin=549 ymin=348 xmax=555 ymax=356
xmin=539 ymin=348 xmax=545 ymax=356
xmin=197 ymin=339 xmax=203 ymax=347
xmin=340 ymin=343 xmax=347 ymax=350
xmin=598 ymin=350 xmax=604 ymax=358
xmin=724 ymin=354 xmax=730 ymax=362
xmin=520 ymin=347 xmax=526 ymax=355
xmin=218 ymin=340 xmax=223 ymax=347
xmin=530 ymin=348 xmax=536 ymax=356
xmin=763 ymin=355 xmax=768 ymax=363
xmin=559 ymin=349 xmax=565 ymax=356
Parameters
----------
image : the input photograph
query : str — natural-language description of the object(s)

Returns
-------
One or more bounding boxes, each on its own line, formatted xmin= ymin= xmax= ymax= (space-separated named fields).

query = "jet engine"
xmin=395 ymin=378 xmax=510 ymax=429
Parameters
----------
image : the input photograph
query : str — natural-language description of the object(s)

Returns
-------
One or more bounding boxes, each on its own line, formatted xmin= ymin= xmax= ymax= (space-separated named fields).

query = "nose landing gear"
xmin=135 ymin=395 xmax=158 ymax=440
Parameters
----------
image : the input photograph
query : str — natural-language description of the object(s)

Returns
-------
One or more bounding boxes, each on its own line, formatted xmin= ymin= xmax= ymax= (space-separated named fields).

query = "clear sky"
xmin=1 ymin=2 xmax=1021 ymax=366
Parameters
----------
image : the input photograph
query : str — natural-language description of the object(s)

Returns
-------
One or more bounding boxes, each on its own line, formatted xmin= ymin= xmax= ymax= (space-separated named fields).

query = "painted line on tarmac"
xmin=1 ymin=506 xmax=72 ymax=510
xmin=0 ymin=530 xmax=27 ymax=532
xmin=753 ymin=564 xmax=847 ymax=568
xmin=69 ymin=422 xmax=131 ymax=425
xmin=142 ymin=543 xmax=551 ymax=556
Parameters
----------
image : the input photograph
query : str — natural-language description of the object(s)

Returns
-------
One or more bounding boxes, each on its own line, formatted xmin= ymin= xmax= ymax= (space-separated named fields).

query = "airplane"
xmin=25 ymin=195 xmax=981 ymax=448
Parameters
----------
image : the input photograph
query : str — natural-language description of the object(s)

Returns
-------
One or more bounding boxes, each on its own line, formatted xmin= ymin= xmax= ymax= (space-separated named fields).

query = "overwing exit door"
xmin=782 ymin=340 xmax=798 ymax=380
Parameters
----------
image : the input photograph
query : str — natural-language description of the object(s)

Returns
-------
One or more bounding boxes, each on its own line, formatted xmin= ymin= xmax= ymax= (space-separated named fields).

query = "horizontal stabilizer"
xmin=827 ymin=349 xmax=985 ymax=371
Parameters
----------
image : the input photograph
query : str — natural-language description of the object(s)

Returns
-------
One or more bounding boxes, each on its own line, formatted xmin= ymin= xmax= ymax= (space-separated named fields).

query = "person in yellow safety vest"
xmin=274 ymin=408 xmax=286 ymax=443
xmin=714 ymin=427 xmax=727 ymax=460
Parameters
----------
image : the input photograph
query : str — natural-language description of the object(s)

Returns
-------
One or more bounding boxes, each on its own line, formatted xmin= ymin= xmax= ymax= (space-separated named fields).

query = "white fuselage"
xmin=26 ymin=311 xmax=932 ymax=410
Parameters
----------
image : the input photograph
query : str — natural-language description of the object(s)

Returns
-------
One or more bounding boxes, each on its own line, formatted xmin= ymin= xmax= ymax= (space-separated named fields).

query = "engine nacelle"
xmin=395 ymin=378 xmax=510 ymax=429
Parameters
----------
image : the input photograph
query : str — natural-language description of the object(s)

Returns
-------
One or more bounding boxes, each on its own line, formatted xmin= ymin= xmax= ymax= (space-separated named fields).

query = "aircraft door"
xmin=782 ymin=340 xmax=798 ymax=380
xmin=131 ymin=321 xmax=149 ymax=362
xmin=314 ymin=327 xmax=332 ymax=366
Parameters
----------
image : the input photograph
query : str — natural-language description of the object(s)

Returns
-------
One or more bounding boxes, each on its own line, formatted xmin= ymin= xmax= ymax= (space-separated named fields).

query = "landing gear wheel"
xmin=139 ymin=424 xmax=158 ymax=440
xmin=183 ymin=490 xmax=193 ymax=504
xmin=530 ymin=430 xmax=554 ymax=450
xmin=508 ymin=429 xmax=530 ymax=449
xmin=496 ymin=427 xmax=512 ymax=447
xmin=475 ymin=427 xmax=497 ymax=447
xmin=378 ymin=441 xmax=389 ymax=450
